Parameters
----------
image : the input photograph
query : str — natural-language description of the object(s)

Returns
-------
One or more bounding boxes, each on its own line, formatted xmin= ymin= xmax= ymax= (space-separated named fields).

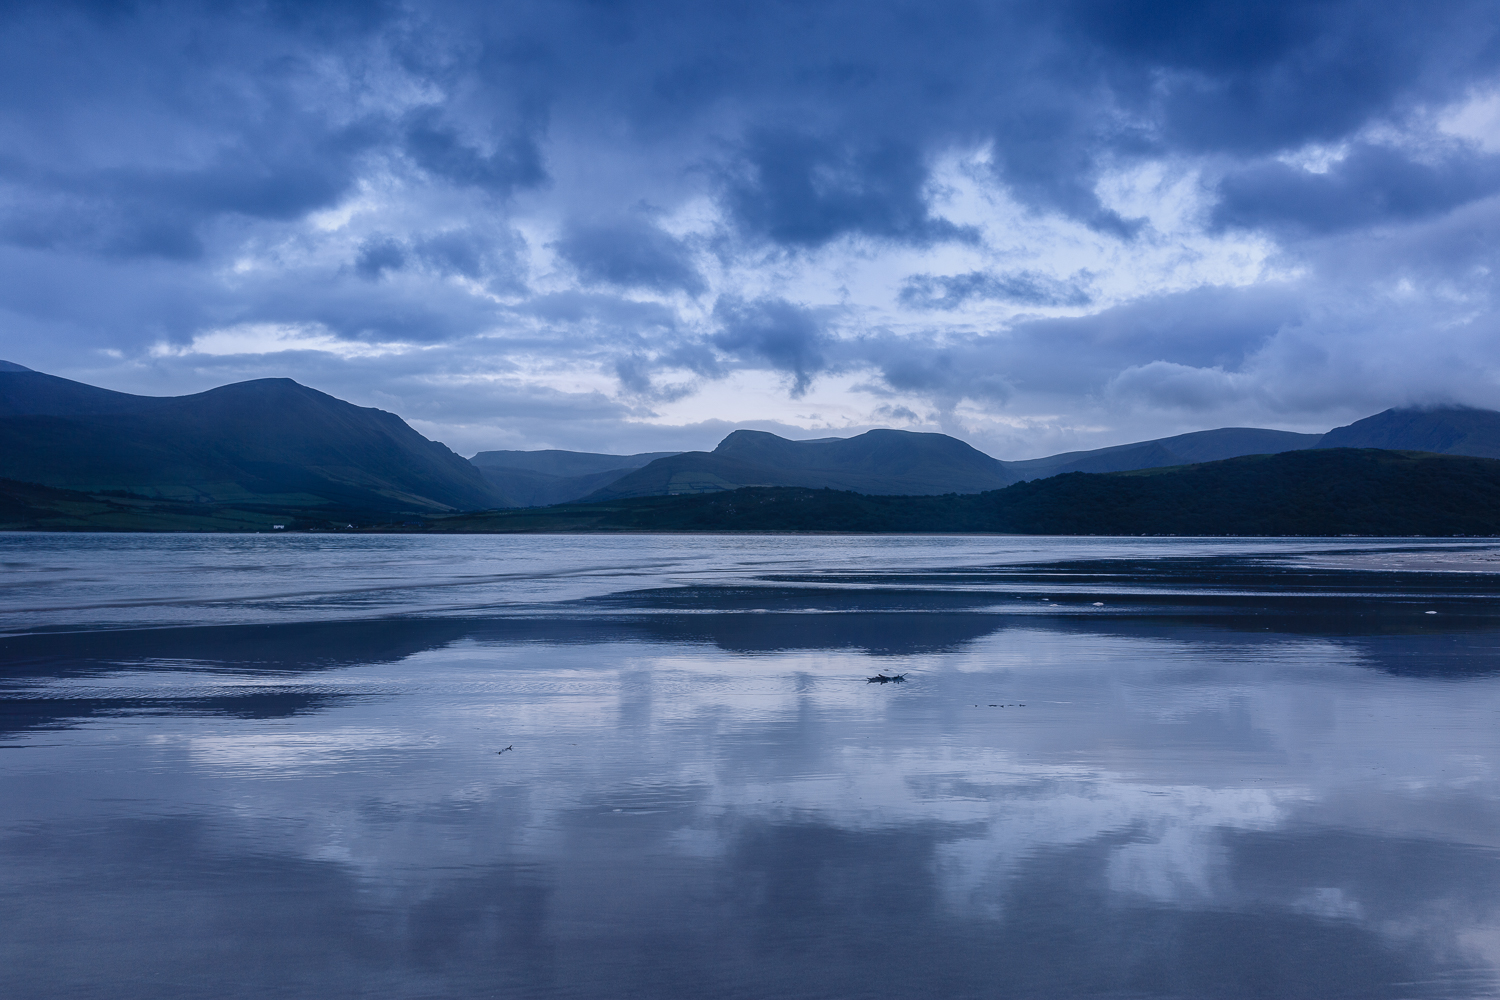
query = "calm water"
xmin=4 ymin=533 xmax=1500 ymax=999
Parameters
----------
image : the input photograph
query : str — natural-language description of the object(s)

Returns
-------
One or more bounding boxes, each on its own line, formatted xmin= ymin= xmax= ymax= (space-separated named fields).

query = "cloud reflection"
xmin=4 ymin=549 xmax=1500 ymax=997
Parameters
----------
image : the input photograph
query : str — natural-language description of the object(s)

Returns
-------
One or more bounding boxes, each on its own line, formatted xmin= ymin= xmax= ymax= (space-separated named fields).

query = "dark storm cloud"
xmin=722 ymin=131 xmax=979 ymax=249
xmin=0 ymin=121 xmax=378 ymax=260
xmin=899 ymin=270 xmax=1093 ymax=310
xmin=712 ymin=296 xmax=830 ymax=396
xmin=355 ymin=236 xmax=407 ymax=280
xmin=983 ymin=98 xmax=1149 ymax=239
xmin=402 ymin=108 xmax=548 ymax=196
xmin=355 ymin=226 xmax=528 ymax=292
xmin=1214 ymin=142 xmax=1500 ymax=235
xmin=1067 ymin=0 xmax=1498 ymax=152
xmin=554 ymin=218 xmax=704 ymax=295
xmin=0 ymin=2 xmax=387 ymax=260
xmin=6 ymin=0 xmax=1498 ymax=263
xmin=992 ymin=0 xmax=1500 ymax=237
xmin=3 ymin=0 xmax=1500 ymax=446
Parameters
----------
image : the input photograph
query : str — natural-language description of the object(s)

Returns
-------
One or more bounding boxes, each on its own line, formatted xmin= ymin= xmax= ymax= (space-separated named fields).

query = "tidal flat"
xmin=3 ymin=533 xmax=1500 ymax=999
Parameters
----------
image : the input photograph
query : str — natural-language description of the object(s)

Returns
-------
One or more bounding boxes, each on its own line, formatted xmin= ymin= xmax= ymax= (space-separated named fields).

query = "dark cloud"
xmin=1069 ymin=0 xmax=1500 ymax=155
xmin=0 ymin=120 xmax=376 ymax=260
xmin=899 ymin=270 xmax=1093 ymax=310
xmin=5 ymin=0 xmax=1499 ymax=259
xmin=0 ymin=192 xmax=205 ymax=260
xmin=0 ymin=2 xmax=384 ymax=260
xmin=973 ymin=0 xmax=1500 ymax=233
xmin=554 ymin=217 xmax=704 ymax=295
xmin=984 ymin=100 xmax=1149 ymax=238
xmin=1214 ymin=142 xmax=1500 ymax=234
xmin=402 ymin=108 xmax=547 ymax=196
xmin=723 ymin=130 xmax=978 ymax=249
xmin=417 ymin=227 xmax=526 ymax=287
xmin=355 ymin=236 xmax=407 ymax=280
xmin=712 ymin=296 xmax=829 ymax=396
xmin=153 ymin=127 xmax=377 ymax=221
xmin=612 ymin=354 xmax=701 ymax=402
xmin=3 ymin=0 xmax=1500 ymax=450
xmin=354 ymin=227 xmax=527 ymax=294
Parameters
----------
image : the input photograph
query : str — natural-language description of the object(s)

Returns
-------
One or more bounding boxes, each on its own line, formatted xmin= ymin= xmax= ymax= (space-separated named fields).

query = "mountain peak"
xmin=1319 ymin=406 xmax=1500 ymax=458
xmin=0 ymin=360 xmax=35 ymax=372
xmin=591 ymin=426 xmax=1011 ymax=500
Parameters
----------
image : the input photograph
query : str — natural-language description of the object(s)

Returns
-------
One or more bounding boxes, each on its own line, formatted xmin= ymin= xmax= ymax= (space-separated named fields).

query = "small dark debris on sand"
xmin=867 ymin=674 xmax=907 ymax=684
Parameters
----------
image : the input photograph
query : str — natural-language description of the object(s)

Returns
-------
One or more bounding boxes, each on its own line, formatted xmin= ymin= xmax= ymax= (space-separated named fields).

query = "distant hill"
xmin=586 ymin=429 xmax=1015 ymax=499
xmin=430 ymin=449 xmax=1500 ymax=536
xmin=981 ymin=448 xmax=1500 ymax=535
xmin=470 ymin=449 xmax=679 ymax=507
xmin=583 ymin=425 xmax=1328 ymax=500
xmin=1319 ymin=407 xmax=1500 ymax=458
xmin=0 ymin=365 xmax=504 ymax=512
xmin=1006 ymin=427 xmax=1321 ymax=478
xmin=465 ymin=407 xmax=1500 ymax=505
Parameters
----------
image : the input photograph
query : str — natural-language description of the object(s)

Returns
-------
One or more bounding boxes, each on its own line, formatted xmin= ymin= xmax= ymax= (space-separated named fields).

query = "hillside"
xmin=586 ymin=428 xmax=1014 ymax=499
xmin=0 ymin=477 xmax=405 ymax=532
xmin=0 ymin=362 xmax=168 ymax=416
xmin=470 ymin=448 xmax=679 ymax=507
xmin=1319 ymin=407 xmax=1500 ymax=458
xmin=576 ymin=425 xmax=1331 ymax=501
xmin=430 ymin=449 xmax=1500 ymax=536
xmin=1007 ymin=427 xmax=1321 ymax=478
xmin=0 ymin=365 xmax=503 ymax=512
xmin=466 ymin=409 xmax=1500 ymax=504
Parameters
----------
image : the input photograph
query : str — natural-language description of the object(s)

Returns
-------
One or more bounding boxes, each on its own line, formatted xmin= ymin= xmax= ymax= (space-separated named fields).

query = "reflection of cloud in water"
xmin=189 ymin=728 xmax=426 ymax=776
xmin=6 ymin=542 xmax=1500 ymax=997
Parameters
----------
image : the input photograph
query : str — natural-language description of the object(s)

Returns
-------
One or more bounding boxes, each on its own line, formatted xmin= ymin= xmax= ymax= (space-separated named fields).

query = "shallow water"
xmin=3 ymin=534 xmax=1500 ymax=999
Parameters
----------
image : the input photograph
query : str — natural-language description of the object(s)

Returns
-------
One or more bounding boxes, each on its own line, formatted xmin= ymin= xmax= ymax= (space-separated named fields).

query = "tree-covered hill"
xmin=431 ymin=449 xmax=1500 ymax=536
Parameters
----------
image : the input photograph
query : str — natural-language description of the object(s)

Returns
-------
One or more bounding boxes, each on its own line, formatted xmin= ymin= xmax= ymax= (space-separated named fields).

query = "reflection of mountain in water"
xmin=0 ymin=692 xmax=347 ymax=738
xmin=639 ymin=610 xmax=1006 ymax=656
xmin=8 ymin=583 xmax=1500 ymax=740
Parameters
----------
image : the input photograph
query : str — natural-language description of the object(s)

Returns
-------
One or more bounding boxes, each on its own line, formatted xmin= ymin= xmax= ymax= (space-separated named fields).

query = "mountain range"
xmin=495 ymin=408 xmax=1500 ymax=506
xmin=575 ymin=425 xmax=1327 ymax=502
xmin=7 ymin=358 xmax=1500 ymax=531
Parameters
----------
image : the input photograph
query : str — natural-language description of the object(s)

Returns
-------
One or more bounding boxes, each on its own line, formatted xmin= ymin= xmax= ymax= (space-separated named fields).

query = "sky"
xmin=2 ymin=0 xmax=1500 ymax=459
